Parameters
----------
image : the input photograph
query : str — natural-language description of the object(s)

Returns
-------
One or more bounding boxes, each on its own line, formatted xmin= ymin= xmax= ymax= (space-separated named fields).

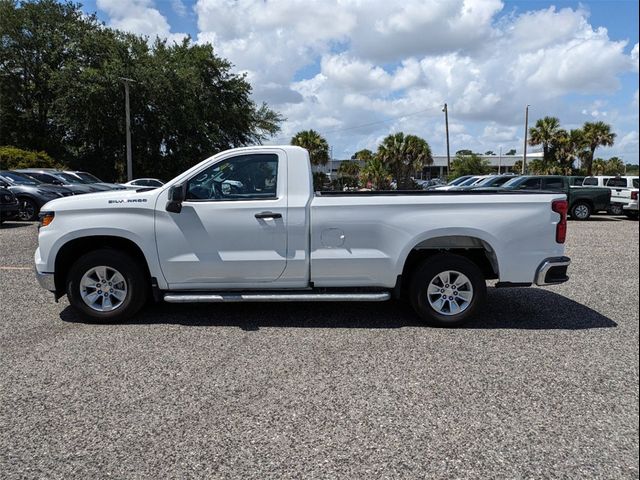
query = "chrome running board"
xmin=163 ymin=291 xmax=391 ymax=303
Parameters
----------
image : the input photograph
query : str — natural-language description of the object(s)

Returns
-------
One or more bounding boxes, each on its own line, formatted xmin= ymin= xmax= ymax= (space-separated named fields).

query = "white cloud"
xmin=96 ymin=0 xmax=187 ymax=43
xmin=95 ymin=0 xmax=639 ymax=160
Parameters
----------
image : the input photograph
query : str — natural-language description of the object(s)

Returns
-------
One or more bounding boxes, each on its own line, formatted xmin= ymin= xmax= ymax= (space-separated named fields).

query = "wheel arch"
xmin=397 ymin=234 xmax=500 ymax=296
xmin=53 ymin=235 xmax=152 ymax=295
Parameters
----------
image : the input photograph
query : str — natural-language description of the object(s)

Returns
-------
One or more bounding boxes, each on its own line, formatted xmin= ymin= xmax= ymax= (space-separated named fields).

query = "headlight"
xmin=38 ymin=211 xmax=55 ymax=228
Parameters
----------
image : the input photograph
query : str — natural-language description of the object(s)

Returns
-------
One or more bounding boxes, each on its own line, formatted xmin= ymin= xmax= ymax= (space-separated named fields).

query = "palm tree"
xmin=290 ymin=130 xmax=330 ymax=166
xmin=360 ymin=157 xmax=391 ymax=190
xmin=592 ymin=158 xmax=607 ymax=175
xmin=581 ymin=121 xmax=616 ymax=175
xmin=553 ymin=128 xmax=586 ymax=174
xmin=351 ymin=149 xmax=374 ymax=163
xmin=376 ymin=132 xmax=432 ymax=189
xmin=528 ymin=116 xmax=562 ymax=163
xmin=605 ymin=157 xmax=625 ymax=175
xmin=338 ymin=160 xmax=360 ymax=177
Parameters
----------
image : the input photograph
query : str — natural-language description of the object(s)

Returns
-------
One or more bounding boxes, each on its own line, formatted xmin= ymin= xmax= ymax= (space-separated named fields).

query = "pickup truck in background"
xmin=501 ymin=175 xmax=611 ymax=220
xmin=34 ymin=146 xmax=571 ymax=327
xmin=584 ymin=176 xmax=639 ymax=218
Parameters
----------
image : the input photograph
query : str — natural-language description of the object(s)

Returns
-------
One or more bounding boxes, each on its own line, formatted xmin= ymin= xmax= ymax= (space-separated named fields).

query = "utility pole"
xmin=498 ymin=146 xmax=502 ymax=174
xmin=522 ymin=104 xmax=529 ymax=175
xmin=120 ymin=78 xmax=135 ymax=181
xmin=443 ymin=103 xmax=451 ymax=177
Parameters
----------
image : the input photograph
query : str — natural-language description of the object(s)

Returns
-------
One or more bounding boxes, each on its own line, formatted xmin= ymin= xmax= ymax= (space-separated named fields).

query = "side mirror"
xmin=166 ymin=184 xmax=185 ymax=213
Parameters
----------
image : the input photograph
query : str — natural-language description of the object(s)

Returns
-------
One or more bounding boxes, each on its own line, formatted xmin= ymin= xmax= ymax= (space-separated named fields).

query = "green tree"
xmin=290 ymin=130 xmax=330 ymax=166
xmin=552 ymin=128 xmax=585 ymax=174
xmin=360 ymin=157 xmax=391 ymax=190
xmin=450 ymin=153 xmax=491 ymax=179
xmin=485 ymin=150 xmax=496 ymax=155
xmin=505 ymin=149 xmax=516 ymax=155
xmin=0 ymin=0 xmax=282 ymax=181
xmin=455 ymin=149 xmax=474 ymax=155
xmin=351 ymin=149 xmax=374 ymax=162
xmin=604 ymin=157 xmax=625 ymax=175
xmin=528 ymin=116 xmax=562 ymax=163
xmin=592 ymin=158 xmax=607 ymax=175
xmin=0 ymin=145 xmax=65 ymax=169
xmin=338 ymin=160 xmax=360 ymax=177
xmin=377 ymin=132 xmax=432 ymax=189
xmin=581 ymin=121 xmax=616 ymax=175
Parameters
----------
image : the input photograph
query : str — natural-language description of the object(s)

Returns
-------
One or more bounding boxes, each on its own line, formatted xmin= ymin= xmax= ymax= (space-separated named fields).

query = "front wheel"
xmin=570 ymin=202 xmax=592 ymax=221
xmin=66 ymin=249 xmax=148 ymax=322
xmin=409 ymin=254 xmax=487 ymax=327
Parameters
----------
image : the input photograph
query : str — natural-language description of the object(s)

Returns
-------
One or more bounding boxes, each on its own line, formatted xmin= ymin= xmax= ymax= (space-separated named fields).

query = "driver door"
xmin=155 ymin=151 xmax=288 ymax=288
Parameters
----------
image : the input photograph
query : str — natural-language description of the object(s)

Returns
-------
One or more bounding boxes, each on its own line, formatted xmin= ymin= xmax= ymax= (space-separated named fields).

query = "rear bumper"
xmin=623 ymin=201 xmax=638 ymax=212
xmin=535 ymin=256 xmax=571 ymax=286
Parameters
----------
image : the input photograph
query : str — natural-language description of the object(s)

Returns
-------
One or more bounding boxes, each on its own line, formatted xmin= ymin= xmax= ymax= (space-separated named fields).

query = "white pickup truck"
xmin=35 ymin=146 xmax=571 ymax=326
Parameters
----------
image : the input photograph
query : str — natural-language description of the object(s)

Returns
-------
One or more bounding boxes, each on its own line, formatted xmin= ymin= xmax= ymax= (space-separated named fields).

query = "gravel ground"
xmin=1 ymin=218 xmax=638 ymax=479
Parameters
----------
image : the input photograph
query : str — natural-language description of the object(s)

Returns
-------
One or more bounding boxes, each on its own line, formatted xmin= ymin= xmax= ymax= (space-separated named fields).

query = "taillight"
xmin=632 ymin=191 xmax=638 ymax=201
xmin=552 ymin=200 xmax=568 ymax=244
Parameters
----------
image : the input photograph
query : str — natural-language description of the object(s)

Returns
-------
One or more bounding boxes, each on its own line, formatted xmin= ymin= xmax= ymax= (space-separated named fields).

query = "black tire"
xmin=570 ymin=202 xmax=591 ymax=221
xmin=66 ymin=249 xmax=148 ymax=322
xmin=18 ymin=197 xmax=39 ymax=221
xmin=609 ymin=203 xmax=624 ymax=216
xmin=409 ymin=254 xmax=487 ymax=327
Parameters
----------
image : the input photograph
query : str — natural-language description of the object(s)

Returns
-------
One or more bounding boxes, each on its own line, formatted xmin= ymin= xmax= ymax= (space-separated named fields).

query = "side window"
xmin=605 ymin=178 xmax=627 ymax=188
xmin=186 ymin=154 xmax=278 ymax=201
xmin=543 ymin=178 xmax=564 ymax=191
xmin=583 ymin=178 xmax=597 ymax=186
xmin=520 ymin=178 xmax=541 ymax=189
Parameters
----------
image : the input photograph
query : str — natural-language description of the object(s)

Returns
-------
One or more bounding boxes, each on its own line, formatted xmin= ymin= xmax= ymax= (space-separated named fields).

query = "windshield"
xmin=75 ymin=172 xmax=102 ymax=183
xmin=448 ymin=176 xmax=471 ymax=186
xmin=502 ymin=177 xmax=524 ymax=188
xmin=0 ymin=171 xmax=40 ymax=185
xmin=476 ymin=176 xmax=509 ymax=187
xmin=459 ymin=176 xmax=480 ymax=186
xmin=55 ymin=172 xmax=88 ymax=184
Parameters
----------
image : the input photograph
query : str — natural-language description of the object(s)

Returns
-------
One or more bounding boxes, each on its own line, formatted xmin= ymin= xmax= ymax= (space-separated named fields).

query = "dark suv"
xmin=0 ymin=171 xmax=74 ymax=221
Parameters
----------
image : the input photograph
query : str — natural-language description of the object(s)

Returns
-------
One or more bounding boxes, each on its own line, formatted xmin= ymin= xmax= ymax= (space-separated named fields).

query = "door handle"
xmin=255 ymin=211 xmax=282 ymax=219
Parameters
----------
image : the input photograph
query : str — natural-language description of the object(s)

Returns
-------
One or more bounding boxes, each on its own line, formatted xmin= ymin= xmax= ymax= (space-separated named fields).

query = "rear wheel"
xmin=570 ymin=202 xmax=591 ymax=221
xmin=18 ymin=198 xmax=38 ymax=221
xmin=609 ymin=203 xmax=624 ymax=216
xmin=409 ymin=254 xmax=487 ymax=327
xmin=66 ymin=249 xmax=148 ymax=322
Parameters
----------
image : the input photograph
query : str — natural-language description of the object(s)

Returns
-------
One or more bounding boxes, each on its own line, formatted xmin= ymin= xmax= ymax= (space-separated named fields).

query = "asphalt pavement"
xmin=1 ymin=217 xmax=638 ymax=479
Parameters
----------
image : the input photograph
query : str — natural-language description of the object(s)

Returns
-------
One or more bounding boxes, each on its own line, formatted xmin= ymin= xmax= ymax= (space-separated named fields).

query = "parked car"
xmin=433 ymin=175 xmax=486 ymax=191
xmin=121 ymin=178 xmax=165 ymax=189
xmin=64 ymin=171 xmax=127 ymax=190
xmin=567 ymin=176 xmax=586 ymax=186
xmin=600 ymin=176 xmax=639 ymax=217
xmin=582 ymin=176 xmax=613 ymax=187
xmin=0 ymin=185 xmax=20 ymax=223
xmin=35 ymin=145 xmax=571 ymax=327
xmin=15 ymin=169 xmax=103 ymax=194
xmin=471 ymin=175 xmax=515 ymax=188
xmin=0 ymin=171 xmax=74 ymax=221
xmin=502 ymin=175 xmax=611 ymax=220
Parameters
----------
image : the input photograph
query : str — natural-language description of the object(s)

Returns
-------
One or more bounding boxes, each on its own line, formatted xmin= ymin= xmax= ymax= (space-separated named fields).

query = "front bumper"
xmin=535 ymin=256 xmax=571 ymax=286
xmin=0 ymin=202 xmax=20 ymax=217
xmin=36 ymin=269 xmax=56 ymax=292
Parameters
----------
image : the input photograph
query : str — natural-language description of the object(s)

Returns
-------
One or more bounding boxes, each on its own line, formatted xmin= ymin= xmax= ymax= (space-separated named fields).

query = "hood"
xmin=43 ymin=188 xmax=158 ymax=211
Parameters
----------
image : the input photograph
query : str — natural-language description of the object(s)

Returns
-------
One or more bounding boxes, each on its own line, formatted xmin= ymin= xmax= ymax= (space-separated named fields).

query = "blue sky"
xmin=81 ymin=0 xmax=638 ymax=161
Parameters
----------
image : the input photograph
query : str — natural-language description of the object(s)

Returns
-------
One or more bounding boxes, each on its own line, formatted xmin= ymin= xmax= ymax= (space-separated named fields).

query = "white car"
xmin=121 ymin=178 xmax=164 ymax=189
xmin=34 ymin=146 xmax=571 ymax=327
xmin=584 ymin=175 xmax=639 ymax=217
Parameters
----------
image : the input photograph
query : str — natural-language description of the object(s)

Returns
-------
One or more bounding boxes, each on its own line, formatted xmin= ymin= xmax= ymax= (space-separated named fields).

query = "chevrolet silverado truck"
xmin=501 ymin=175 xmax=611 ymax=220
xmin=35 ymin=146 xmax=571 ymax=326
